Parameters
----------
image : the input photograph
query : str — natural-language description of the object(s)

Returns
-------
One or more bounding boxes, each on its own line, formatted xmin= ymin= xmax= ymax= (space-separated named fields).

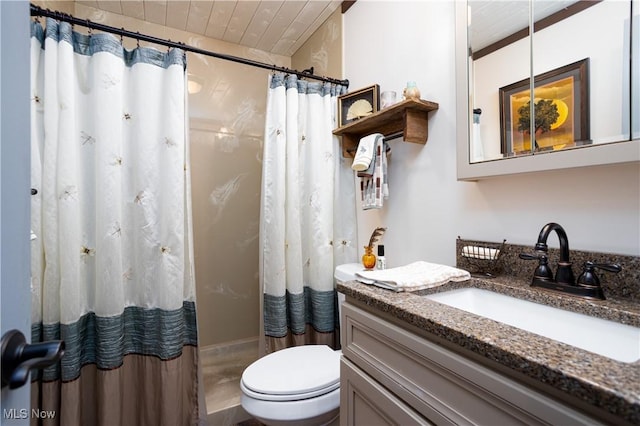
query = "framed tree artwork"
xmin=499 ymin=58 xmax=590 ymax=155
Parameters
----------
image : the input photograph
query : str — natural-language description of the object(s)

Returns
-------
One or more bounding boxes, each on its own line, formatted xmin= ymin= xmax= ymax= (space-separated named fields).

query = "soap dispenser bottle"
xmin=376 ymin=245 xmax=386 ymax=270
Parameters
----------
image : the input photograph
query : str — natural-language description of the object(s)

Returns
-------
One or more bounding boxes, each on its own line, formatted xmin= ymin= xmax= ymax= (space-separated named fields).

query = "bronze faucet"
xmin=519 ymin=223 xmax=621 ymax=300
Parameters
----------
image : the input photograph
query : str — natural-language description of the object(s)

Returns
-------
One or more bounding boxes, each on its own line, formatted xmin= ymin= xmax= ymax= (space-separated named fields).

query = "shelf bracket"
xmin=403 ymin=108 xmax=429 ymax=144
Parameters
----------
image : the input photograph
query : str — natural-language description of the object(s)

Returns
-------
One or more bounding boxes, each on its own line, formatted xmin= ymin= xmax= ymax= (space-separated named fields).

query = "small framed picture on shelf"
xmin=337 ymin=84 xmax=380 ymax=127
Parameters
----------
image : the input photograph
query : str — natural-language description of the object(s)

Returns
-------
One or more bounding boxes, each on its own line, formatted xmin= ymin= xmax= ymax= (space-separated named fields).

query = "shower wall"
xmin=34 ymin=1 xmax=289 ymax=348
xmin=35 ymin=1 xmax=74 ymax=14
xmin=32 ymin=1 xmax=343 ymax=349
xmin=291 ymin=8 xmax=342 ymax=85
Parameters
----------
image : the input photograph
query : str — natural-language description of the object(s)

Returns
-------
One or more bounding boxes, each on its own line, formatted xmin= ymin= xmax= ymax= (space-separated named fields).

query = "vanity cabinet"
xmin=340 ymin=300 xmax=604 ymax=426
xmin=333 ymin=98 xmax=438 ymax=158
xmin=341 ymin=359 xmax=430 ymax=425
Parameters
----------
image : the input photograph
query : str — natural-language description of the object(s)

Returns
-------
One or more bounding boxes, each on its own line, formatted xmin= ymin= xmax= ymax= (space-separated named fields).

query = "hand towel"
xmin=352 ymin=133 xmax=382 ymax=171
xmin=462 ymin=245 xmax=499 ymax=260
xmin=357 ymin=143 xmax=377 ymax=177
xmin=380 ymin=140 xmax=389 ymax=200
xmin=360 ymin=137 xmax=390 ymax=210
xmin=355 ymin=261 xmax=471 ymax=292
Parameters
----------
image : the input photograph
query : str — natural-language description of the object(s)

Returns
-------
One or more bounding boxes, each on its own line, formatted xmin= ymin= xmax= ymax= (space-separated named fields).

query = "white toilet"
xmin=240 ymin=263 xmax=362 ymax=426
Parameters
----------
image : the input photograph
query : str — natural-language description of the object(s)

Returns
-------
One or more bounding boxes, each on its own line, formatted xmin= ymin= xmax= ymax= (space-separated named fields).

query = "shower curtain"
xmin=29 ymin=19 xmax=199 ymax=426
xmin=260 ymin=73 xmax=356 ymax=353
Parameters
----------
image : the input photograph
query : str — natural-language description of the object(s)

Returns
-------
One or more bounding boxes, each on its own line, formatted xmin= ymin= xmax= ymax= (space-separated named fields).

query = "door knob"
xmin=1 ymin=329 xmax=64 ymax=389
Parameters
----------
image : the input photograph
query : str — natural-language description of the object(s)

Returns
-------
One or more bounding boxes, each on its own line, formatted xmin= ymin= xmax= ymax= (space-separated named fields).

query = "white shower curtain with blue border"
xmin=30 ymin=18 xmax=199 ymax=426
xmin=260 ymin=73 xmax=356 ymax=353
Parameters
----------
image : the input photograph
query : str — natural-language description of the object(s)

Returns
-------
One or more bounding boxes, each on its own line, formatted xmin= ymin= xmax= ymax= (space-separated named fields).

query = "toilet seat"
xmin=240 ymin=378 xmax=339 ymax=401
xmin=241 ymin=345 xmax=340 ymax=402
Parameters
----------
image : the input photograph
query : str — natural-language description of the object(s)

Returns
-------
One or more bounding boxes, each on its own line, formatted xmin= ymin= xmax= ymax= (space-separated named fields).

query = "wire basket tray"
xmin=459 ymin=239 xmax=506 ymax=278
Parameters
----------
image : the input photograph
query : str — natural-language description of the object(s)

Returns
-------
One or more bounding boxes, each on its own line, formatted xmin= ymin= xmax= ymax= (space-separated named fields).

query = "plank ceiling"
xmin=75 ymin=0 xmax=342 ymax=56
xmin=469 ymin=1 xmax=576 ymax=51
xmin=75 ymin=1 xmax=578 ymax=57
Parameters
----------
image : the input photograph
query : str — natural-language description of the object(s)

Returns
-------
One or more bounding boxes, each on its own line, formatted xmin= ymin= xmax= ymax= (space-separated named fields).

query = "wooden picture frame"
xmin=499 ymin=58 xmax=590 ymax=155
xmin=337 ymin=84 xmax=380 ymax=128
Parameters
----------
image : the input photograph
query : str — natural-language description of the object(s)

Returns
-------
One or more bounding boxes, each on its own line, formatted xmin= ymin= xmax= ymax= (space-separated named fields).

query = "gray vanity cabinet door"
xmin=340 ymin=358 xmax=431 ymax=426
xmin=340 ymin=301 xmax=606 ymax=426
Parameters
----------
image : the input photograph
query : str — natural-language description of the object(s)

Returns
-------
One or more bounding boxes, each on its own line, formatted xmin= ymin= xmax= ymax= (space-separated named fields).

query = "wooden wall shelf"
xmin=333 ymin=98 xmax=439 ymax=158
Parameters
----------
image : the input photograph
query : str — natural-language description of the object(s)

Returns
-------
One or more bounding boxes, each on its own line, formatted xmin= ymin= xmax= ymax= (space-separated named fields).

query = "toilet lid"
xmin=241 ymin=345 xmax=340 ymax=400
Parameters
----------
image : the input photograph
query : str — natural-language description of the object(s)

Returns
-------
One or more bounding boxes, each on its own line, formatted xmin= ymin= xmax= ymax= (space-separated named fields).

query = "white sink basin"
xmin=425 ymin=288 xmax=640 ymax=363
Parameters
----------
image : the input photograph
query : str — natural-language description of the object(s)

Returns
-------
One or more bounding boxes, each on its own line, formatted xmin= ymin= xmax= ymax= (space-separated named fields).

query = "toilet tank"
xmin=334 ymin=263 xmax=363 ymax=322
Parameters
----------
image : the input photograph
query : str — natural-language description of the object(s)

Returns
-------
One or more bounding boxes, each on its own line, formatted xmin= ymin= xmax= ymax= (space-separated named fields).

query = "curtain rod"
xmin=30 ymin=4 xmax=349 ymax=87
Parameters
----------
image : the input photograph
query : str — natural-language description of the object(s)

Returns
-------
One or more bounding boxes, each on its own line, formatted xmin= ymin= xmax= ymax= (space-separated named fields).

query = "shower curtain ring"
xmin=136 ymin=32 xmax=140 ymax=48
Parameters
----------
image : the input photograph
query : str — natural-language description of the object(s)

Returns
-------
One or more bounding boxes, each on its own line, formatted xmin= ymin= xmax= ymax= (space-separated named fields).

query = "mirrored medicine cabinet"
xmin=456 ymin=0 xmax=640 ymax=180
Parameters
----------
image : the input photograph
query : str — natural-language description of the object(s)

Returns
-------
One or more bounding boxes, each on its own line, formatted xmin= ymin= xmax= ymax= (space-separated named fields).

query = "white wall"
xmin=343 ymin=1 xmax=640 ymax=269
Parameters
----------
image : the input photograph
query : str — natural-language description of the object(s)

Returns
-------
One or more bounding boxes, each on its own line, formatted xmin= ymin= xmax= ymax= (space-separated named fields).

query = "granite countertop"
xmin=337 ymin=275 xmax=640 ymax=424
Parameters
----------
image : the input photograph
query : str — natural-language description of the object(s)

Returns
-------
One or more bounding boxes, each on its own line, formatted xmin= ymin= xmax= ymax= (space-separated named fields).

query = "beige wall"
xmin=291 ymin=8 xmax=343 ymax=81
xmin=31 ymin=2 xmax=343 ymax=348
xmin=34 ymin=1 xmax=74 ymax=14
xmin=33 ymin=1 xmax=289 ymax=348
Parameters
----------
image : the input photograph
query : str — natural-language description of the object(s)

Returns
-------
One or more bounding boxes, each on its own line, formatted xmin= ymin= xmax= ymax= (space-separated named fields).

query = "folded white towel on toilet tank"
xmin=351 ymin=133 xmax=383 ymax=171
xmin=355 ymin=261 xmax=471 ymax=292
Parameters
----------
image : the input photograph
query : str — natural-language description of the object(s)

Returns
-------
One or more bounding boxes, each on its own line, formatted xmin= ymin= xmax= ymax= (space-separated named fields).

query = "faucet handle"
xmin=519 ymin=253 xmax=539 ymax=261
xmin=577 ymin=261 xmax=622 ymax=287
xmin=519 ymin=252 xmax=553 ymax=280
